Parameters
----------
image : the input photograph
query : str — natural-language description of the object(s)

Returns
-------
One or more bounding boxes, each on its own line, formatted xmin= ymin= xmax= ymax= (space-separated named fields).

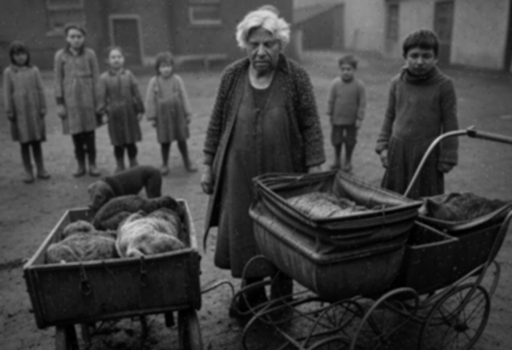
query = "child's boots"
xmin=22 ymin=161 xmax=35 ymax=184
xmin=115 ymin=158 xmax=126 ymax=173
xmin=33 ymin=144 xmax=50 ymax=180
xmin=73 ymin=160 xmax=86 ymax=177
xmin=88 ymin=153 xmax=100 ymax=177
xmin=129 ymin=157 xmax=138 ymax=168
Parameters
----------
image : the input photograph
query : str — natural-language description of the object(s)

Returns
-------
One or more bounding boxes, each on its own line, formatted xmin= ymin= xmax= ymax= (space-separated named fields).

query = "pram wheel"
xmin=350 ymin=288 xmax=419 ymax=350
xmin=419 ymin=284 xmax=490 ymax=350
xmin=178 ymin=309 xmax=203 ymax=350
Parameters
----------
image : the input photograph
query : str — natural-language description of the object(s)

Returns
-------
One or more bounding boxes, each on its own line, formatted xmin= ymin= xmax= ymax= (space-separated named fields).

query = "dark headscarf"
xmin=9 ymin=41 xmax=31 ymax=67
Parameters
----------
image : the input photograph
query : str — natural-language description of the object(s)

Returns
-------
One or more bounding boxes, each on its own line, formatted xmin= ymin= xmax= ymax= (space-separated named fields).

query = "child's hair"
xmin=402 ymin=29 xmax=439 ymax=58
xmin=107 ymin=45 xmax=125 ymax=58
xmin=9 ymin=41 xmax=31 ymax=66
xmin=154 ymin=51 xmax=174 ymax=75
xmin=338 ymin=55 xmax=358 ymax=69
xmin=64 ymin=22 xmax=87 ymax=36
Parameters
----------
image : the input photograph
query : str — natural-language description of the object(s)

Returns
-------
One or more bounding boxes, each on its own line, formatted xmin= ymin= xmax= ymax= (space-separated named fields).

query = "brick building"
xmin=0 ymin=0 xmax=294 ymax=70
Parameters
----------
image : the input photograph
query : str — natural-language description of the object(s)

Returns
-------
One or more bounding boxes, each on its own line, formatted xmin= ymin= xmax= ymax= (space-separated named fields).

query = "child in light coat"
xmin=3 ymin=41 xmax=50 ymax=183
xmin=54 ymin=23 xmax=101 ymax=177
xmin=145 ymin=52 xmax=197 ymax=175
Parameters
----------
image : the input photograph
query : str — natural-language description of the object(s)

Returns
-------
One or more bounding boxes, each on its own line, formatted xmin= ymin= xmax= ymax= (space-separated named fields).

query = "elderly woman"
xmin=201 ymin=9 xmax=325 ymax=312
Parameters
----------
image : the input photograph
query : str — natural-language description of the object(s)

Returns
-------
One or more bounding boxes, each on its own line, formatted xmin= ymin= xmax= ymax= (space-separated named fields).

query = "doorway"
xmin=109 ymin=15 xmax=143 ymax=66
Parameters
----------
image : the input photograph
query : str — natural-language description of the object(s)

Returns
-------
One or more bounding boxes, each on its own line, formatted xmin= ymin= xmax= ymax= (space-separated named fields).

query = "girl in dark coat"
xmin=98 ymin=47 xmax=145 ymax=172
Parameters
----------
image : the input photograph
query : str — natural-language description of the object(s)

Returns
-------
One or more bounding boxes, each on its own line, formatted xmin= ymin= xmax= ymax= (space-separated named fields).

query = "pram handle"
xmin=404 ymin=126 xmax=512 ymax=197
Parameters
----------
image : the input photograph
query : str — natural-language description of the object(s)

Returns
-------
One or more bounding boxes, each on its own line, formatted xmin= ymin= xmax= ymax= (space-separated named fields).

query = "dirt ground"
xmin=1 ymin=50 xmax=512 ymax=350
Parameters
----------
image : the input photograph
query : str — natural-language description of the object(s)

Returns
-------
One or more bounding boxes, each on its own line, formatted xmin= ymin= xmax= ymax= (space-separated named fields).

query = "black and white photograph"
xmin=1 ymin=0 xmax=511 ymax=349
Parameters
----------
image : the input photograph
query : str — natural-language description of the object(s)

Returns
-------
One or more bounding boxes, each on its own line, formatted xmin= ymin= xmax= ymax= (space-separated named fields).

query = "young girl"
xmin=98 ymin=46 xmax=144 ymax=173
xmin=145 ymin=52 xmax=197 ymax=175
xmin=54 ymin=23 xmax=101 ymax=177
xmin=3 ymin=41 xmax=50 ymax=183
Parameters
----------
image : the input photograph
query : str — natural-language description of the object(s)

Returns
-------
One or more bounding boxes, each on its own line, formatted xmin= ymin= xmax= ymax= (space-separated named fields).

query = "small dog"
xmin=88 ymin=166 xmax=162 ymax=212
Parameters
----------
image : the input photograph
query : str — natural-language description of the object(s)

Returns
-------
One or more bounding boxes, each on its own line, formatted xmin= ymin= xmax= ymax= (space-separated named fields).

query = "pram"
xmin=235 ymin=127 xmax=512 ymax=350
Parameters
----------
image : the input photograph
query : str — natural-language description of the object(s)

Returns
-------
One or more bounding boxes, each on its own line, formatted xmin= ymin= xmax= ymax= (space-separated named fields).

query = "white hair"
xmin=236 ymin=9 xmax=290 ymax=50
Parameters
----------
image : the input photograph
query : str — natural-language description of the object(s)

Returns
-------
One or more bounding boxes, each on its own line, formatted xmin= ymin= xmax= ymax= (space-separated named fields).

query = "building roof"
xmin=293 ymin=2 xmax=342 ymax=24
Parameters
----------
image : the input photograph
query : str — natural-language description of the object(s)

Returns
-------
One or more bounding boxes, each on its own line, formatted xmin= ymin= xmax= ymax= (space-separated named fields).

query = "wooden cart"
xmin=23 ymin=199 xmax=203 ymax=350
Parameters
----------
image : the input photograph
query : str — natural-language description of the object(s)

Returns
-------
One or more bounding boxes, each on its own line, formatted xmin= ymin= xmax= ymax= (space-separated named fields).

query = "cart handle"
xmin=404 ymin=126 xmax=512 ymax=198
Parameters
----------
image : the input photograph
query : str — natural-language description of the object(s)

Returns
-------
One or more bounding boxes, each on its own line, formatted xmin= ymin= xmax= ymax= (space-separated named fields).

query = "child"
xmin=98 ymin=46 xmax=145 ymax=173
xmin=54 ymin=23 xmax=101 ymax=177
xmin=326 ymin=54 xmax=366 ymax=173
xmin=376 ymin=29 xmax=459 ymax=199
xmin=145 ymin=52 xmax=197 ymax=175
xmin=3 ymin=41 xmax=50 ymax=183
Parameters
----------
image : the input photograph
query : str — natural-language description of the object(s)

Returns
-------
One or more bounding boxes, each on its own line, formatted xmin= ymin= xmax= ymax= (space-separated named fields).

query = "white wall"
xmin=343 ymin=0 xmax=386 ymax=53
xmin=451 ymin=0 xmax=509 ymax=69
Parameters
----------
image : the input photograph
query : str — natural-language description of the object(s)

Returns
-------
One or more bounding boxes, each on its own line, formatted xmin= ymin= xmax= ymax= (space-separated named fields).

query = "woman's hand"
xmin=379 ymin=150 xmax=388 ymax=168
xmin=137 ymin=113 xmax=143 ymax=122
xmin=56 ymin=104 xmax=67 ymax=119
xmin=307 ymin=165 xmax=322 ymax=173
xmin=438 ymin=162 xmax=454 ymax=173
xmin=201 ymin=165 xmax=214 ymax=194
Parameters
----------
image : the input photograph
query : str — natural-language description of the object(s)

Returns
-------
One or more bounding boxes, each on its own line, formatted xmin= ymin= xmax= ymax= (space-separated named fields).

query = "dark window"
xmin=46 ymin=0 xmax=85 ymax=35
xmin=189 ymin=0 xmax=221 ymax=25
xmin=386 ymin=3 xmax=399 ymax=42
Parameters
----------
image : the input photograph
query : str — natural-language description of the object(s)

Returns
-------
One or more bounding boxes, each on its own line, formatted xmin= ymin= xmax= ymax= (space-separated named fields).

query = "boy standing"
xmin=327 ymin=55 xmax=366 ymax=173
xmin=376 ymin=29 xmax=459 ymax=199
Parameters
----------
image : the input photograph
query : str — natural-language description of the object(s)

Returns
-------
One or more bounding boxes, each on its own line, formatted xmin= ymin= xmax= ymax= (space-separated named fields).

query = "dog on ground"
xmin=88 ymin=166 xmax=162 ymax=212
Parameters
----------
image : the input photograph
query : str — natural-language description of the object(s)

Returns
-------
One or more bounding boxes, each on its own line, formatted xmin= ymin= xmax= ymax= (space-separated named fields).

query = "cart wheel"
xmin=55 ymin=325 xmax=79 ymax=350
xmin=419 ymin=284 xmax=490 ymax=350
xmin=178 ymin=309 xmax=203 ymax=350
xmin=350 ymin=288 xmax=419 ymax=350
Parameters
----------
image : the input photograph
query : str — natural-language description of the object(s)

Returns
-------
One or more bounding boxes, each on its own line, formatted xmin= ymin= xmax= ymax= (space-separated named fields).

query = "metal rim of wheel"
xmin=419 ymin=284 xmax=490 ymax=350
xmin=349 ymin=287 xmax=419 ymax=350
xmin=178 ymin=309 xmax=203 ymax=350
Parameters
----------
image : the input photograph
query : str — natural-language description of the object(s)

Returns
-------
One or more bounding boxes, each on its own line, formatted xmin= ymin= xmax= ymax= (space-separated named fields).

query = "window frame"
xmin=46 ymin=0 xmax=84 ymax=11
xmin=188 ymin=1 xmax=222 ymax=26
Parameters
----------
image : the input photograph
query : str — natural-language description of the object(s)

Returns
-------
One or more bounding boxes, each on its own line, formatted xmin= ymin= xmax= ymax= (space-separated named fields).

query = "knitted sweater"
xmin=203 ymin=54 xmax=325 ymax=171
xmin=327 ymin=77 xmax=366 ymax=125
xmin=376 ymin=66 xmax=459 ymax=165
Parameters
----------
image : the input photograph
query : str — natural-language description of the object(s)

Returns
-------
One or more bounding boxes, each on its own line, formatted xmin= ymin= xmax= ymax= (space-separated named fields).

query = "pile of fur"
xmin=287 ymin=192 xmax=369 ymax=218
xmin=419 ymin=192 xmax=511 ymax=222
xmin=92 ymin=195 xmax=183 ymax=230
xmin=116 ymin=208 xmax=185 ymax=258
xmin=46 ymin=221 xmax=117 ymax=263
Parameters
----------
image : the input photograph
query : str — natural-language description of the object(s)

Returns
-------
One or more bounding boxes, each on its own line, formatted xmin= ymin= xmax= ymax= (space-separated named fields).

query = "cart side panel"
xmin=24 ymin=201 xmax=201 ymax=329
xmin=27 ymin=252 xmax=195 ymax=328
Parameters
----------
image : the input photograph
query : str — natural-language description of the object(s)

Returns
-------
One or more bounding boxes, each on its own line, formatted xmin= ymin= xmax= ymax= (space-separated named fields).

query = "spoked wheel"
xmin=419 ymin=284 xmax=490 ymax=350
xmin=178 ymin=309 xmax=203 ymax=350
xmin=304 ymin=299 xmax=364 ymax=349
xmin=350 ymin=288 xmax=420 ymax=350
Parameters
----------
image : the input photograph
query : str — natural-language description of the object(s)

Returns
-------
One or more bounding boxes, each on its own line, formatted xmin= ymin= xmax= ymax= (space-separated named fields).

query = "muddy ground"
xmin=1 ymin=51 xmax=511 ymax=349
